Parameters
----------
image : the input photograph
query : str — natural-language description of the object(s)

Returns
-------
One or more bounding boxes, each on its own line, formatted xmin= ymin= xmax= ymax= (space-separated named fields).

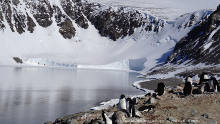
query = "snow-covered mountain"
xmin=0 ymin=0 xmax=218 ymax=71
xmin=167 ymin=5 xmax=220 ymax=65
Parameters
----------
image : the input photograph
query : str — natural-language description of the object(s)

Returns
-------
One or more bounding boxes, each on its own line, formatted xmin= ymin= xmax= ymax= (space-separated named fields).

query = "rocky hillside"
xmin=167 ymin=5 xmax=220 ymax=65
xmin=0 ymin=0 xmax=165 ymax=41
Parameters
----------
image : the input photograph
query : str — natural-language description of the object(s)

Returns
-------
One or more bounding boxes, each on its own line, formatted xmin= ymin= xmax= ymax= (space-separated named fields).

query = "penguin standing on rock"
xmin=102 ymin=111 xmax=112 ymax=124
xmin=199 ymin=72 xmax=209 ymax=85
xmin=210 ymin=77 xmax=220 ymax=92
xmin=118 ymin=94 xmax=126 ymax=110
xmin=157 ymin=82 xmax=165 ymax=96
xmin=118 ymin=94 xmax=130 ymax=117
xmin=130 ymin=98 xmax=139 ymax=117
xmin=145 ymin=93 xmax=158 ymax=104
xmin=186 ymin=76 xmax=193 ymax=85
xmin=183 ymin=81 xmax=192 ymax=96
xmin=126 ymin=97 xmax=132 ymax=116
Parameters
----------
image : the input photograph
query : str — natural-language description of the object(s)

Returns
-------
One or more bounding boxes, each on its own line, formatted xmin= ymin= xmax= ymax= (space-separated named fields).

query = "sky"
xmin=87 ymin=0 xmax=219 ymax=20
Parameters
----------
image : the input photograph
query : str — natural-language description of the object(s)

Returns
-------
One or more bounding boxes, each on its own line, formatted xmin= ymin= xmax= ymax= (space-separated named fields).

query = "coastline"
xmin=46 ymin=66 xmax=220 ymax=124
xmin=46 ymin=76 xmax=220 ymax=124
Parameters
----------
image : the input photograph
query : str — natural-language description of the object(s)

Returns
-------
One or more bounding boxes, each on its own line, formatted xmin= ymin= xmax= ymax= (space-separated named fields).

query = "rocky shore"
xmin=45 ymin=89 xmax=220 ymax=124
xmin=45 ymin=67 xmax=220 ymax=124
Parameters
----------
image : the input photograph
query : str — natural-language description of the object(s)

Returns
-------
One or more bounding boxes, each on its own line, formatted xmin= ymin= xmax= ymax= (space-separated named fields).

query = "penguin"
xmin=186 ymin=76 xmax=193 ymax=84
xmin=157 ymin=82 xmax=165 ymax=96
xmin=126 ymin=97 xmax=138 ymax=117
xmin=138 ymin=105 xmax=156 ymax=112
xmin=131 ymin=98 xmax=138 ymax=117
xmin=199 ymin=72 xmax=209 ymax=85
xmin=118 ymin=94 xmax=126 ymax=110
xmin=126 ymin=97 xmax=132 ymax=117
xmin=102 ymin=110 xmax=112 ymax=124
xmin=208 ymin=78 xmax=215 ymax=92
xmin=145 ymin=93 xmax=157 ymax=104
xmin=210 ymin=77 xmax=220 ymax=92
xmin=200 ymin=83 xmax=206 ymax=94
xmin=183 ymin=81 xmax=192 ymax=96
xmin=204 ymin=82 xmax=211 ymax=92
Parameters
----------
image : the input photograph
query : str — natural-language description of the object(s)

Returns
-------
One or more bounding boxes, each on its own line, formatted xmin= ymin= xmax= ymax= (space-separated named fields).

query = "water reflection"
xmin=0 ymin=67 xmax=143 ymax=124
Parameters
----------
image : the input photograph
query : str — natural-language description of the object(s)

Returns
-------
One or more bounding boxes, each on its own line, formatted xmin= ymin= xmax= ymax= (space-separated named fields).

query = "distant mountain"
xmin=167 ymin=5 xmax=220 ymax=65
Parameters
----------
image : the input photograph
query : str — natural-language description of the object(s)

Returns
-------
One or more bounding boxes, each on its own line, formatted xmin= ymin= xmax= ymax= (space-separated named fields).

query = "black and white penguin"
xmin=210 ymin=77 xmax=220 ymax=92
xmin=138 ymin=105 xmax=156 ymax=112
xmin=126 ymin=97 xmax=132 ymax=116
xmin=102 ymin=110 xmax=112 ymax=124
xmin=145 ymin=93 xmax=158 ymax=104
xmin=118 ymin=94 xmax=127 ymax=111
xmin=200 ymin=83 xmax=205 ymax=94
xmin=157 ymin=82 xmax=165 ymax=96
xmin=183 ymin=81 xmax=192 ymax=96
xmin=186 ymin=76 xmax=193 ymax=84
xmin=199 ymin=72 xmax=209 ymax=85
xmin=126 ymin=97 xmax=139 ymax=117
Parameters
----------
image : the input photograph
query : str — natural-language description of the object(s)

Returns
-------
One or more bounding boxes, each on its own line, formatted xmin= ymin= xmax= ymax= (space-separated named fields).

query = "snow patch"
xmin=90 ymin=94 xmax=145 ymax=110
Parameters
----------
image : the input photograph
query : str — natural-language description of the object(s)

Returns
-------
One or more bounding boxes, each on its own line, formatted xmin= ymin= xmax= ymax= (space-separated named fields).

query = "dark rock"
xmin=44 ymin=121 xmax=53 ymax=124
xmin=58 ymin=18 xmax=75 ymax=39
xmin=32 ymin=0 xmax=53 ymax=27
xmin=26 ymin=14 xmax=36 ymax=33
xmin=55 ymin=117 xmax=64 ymax=123
xmin=0 ymin=10 xmax=5 ymax=30
xmin=84 ymin=7 xmax=147 ymax=41
xmin=61 ymin=0 xmax=88 ymax=29
xmin=13 ymin=10 xmax=26 ymax=34
xmin=2 ymin=1 xmax=15 ymax=32
xmin=54 ymin=5 xmax=76 ymax=39
xmin=13 ymin=57 xmax=23 ymax=64
xmin=12 ymin=0 xmax=20 ymax=6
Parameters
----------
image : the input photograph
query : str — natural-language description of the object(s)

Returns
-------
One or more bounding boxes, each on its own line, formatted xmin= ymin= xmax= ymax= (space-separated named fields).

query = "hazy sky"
xmin=88 ymin=0 xmax=219 ymax=19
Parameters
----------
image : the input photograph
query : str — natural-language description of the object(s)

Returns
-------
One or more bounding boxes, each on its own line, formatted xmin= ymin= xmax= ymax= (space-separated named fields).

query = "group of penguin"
xmin=99 ymin=73 xmax=220 ymax=124
xmin=183 ymin=72 xmax=220 ymax=96
xmin=101 ymin=83 xmax=166 ymax=124
xmin=118 ymin=94 xmax=139 ymax=118
xmin=101 ymin=95 xmax=139 ymax=124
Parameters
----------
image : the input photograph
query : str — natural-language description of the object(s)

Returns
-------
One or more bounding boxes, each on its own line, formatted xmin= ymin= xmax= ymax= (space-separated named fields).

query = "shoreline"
xmin=46 ymin=77 xmax=220 ymax=124
xmin=45 ymin=66 xmax=220 ymax=124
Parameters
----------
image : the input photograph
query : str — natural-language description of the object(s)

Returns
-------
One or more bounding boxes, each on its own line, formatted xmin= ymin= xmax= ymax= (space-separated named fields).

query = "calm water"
xmin=0 ymin=66 xmax=143 ymax=124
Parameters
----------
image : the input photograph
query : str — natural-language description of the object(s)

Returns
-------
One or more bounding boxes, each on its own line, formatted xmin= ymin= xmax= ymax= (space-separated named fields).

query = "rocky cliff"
xmin=0 ymin=0 xmax=165 ymax=41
